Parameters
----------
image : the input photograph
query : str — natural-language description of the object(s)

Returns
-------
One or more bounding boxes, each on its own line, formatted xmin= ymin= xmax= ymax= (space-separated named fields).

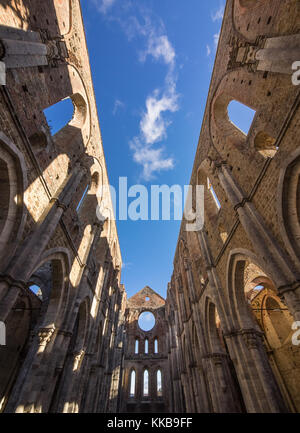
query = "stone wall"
xmin=166 ymin=0 xmax=300 ymax=413
xmin=0 ymin=0 xmax=124 ymax=413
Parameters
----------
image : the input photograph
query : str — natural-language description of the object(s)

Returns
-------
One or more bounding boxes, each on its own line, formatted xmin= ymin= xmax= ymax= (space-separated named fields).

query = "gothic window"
xmin=157 ymin=370 xmax=162 ymax=396
xmin=145 ymin=338 xmax=149 ymax=354
xmin=154 ymin=338 xmax=158 ymax=354
xmin=135 ymin=338 xmax=139 ymax=354
xmin=207 ymin=178 xmax=221 ymax=210
xmin=76 ymin=184 xmax=89 ymax=212
xmin=130 ymin=370 xmax=136 ymax=397
xmin=143 ymin=369 xmax=149 ymax=396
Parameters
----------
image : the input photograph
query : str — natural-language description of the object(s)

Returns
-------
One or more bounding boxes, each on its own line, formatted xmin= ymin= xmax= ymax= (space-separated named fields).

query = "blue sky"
xmin=45 ymin=1 xmax=256 ymax=300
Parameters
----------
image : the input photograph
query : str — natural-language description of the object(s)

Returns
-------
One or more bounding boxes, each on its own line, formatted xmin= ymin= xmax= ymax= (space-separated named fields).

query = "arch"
xmin=72 ymin=298 xmax=90 ymax=358
xmin=0 ymin=132 xmax=27 ymax=270
xmin=129 ymin=369 xmax=136 ymax=397
xmin=226 ymin=249 xmax=271 ymax=329
xmin=227 ymin=100 xmax=256 ymax=135
xmin=29 ymin=247 xmax=72 ymax=328
xmin=156 ymin=369 xmax=162 ymax=397
xmin=210 ymin=70 xmax=283 ymax=165
xmin=154 ymin=338 xmax=158 ymax=354
xmin=143 ymin=369 xmax=149 ymax=397
xmin=205 ymin=297 xmax=225 ymax=353
xmin=277 ymin=148 xmax=300 ymax=265
xmin=44 ymin=97 xmax=75 ymax=136
xmin=227 ymin=249 xmax=300 ymax=411
xmin=54 ymin=0 xmax=72 ymax=36
xmin=135 ymin=338 xmax=139 ymax=354
xmin=197 ymin=161 xmax=221 ymax=227
xmin=144 ymin=338 xmax=149 ymax=354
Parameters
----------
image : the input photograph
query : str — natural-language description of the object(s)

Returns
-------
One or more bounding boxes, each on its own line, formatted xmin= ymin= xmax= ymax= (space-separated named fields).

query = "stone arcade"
xmin=0 ymin=0 xmax=300 ymax=413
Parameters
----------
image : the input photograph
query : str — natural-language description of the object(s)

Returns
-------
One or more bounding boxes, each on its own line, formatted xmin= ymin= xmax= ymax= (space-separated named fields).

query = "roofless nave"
xmin=0 ymin=0 xmax=300 ymax=413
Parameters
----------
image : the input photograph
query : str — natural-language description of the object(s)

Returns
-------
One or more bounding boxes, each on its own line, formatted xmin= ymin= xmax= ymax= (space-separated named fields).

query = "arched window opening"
xmin=135 ymin=339 xmax=139 ymax=354
xmin=254 ymin=131 xmax=277 ymax=158
xmin=207 ymin=178 xmax=221 ymax=210
xmin=145 ymin=338 xmax=149 ymax=354
xmin=154 ymin=338 xmax=158 ymax=354
xmin=43 ymin=97 xmax=74 ymax=135
xmin=130 ymin=370 xmax=136 ymax=397
xmin=143 ymin=370 xmax=149 ymax=397
xmin=227 ymin=100 xmax=256 ymax=135
xmin=29 ymin=284 xmax=42 ymax=301
xmin=157 ymin=370 xmax=162 ymax=397
xmin=76 ymin=184 xmax=89 ymax=212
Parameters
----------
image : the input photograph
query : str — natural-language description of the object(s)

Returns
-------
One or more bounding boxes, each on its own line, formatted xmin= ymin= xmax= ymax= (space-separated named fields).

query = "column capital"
xmin=38 ymin=325 xmax=55 ymax=347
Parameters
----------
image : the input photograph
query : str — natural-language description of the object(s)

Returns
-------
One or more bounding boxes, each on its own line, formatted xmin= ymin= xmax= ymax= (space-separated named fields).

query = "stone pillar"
xmin=0 ymin=165 xmax=86 ymax=322
xmin=212 ymin=160 xmax=300 ymax=320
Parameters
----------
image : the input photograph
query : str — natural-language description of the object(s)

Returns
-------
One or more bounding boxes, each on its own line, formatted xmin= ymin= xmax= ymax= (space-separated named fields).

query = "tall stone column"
xmin=197 ymin=226 xmax=288 ymax=412
xmin=0 ymin=165 xmax=86 ymax=322
xmin=212 ymin=160 xmax=300 ymax=320
xmin=183 ymin=258 xmax=211 ymax=412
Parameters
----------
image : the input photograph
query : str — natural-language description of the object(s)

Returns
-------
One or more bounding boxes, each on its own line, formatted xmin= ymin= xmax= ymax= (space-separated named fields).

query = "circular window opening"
xmin=145 ymin=296 xmax=150 ymax=301
xmin=138 ymin=311 xmax=155 ymax=332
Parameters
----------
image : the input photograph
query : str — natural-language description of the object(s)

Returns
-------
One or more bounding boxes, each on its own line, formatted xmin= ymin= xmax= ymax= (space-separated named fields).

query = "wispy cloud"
xmin=207 ymin=3 xmax=224 ymax=57
xmin=92 ymin=2 xmax=179 ymax=180
xmin=113 ymin=98 xmax=125 ymax=115
xmin=93 ymin=0 xmax=116 ymax=14
xmin=211 ymin=4 xmax=225 ymax=22
xmin=214 ymin=32 xmax=220 ymax=49
xmin=140 ymin=34 xmax=175 ymax=65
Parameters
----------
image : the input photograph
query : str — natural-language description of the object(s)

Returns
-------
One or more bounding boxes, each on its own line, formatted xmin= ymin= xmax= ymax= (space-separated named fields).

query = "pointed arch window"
xmin=207 ymin=178 xmax=221 ymax=210
xmin=135 ymin=339 xmax=139 ymax=354
xmin=143 ymin=369 xmax=149 ymax=396
xmin=76 ymin=184 xmax=89 ymax=212
xmin=154 ymin=338 xmax=158 ymax=354
xmin=130 ymin=370 xmax=136 ymax=397
xmin=145 ymin=338 xmax=149 ymax=354
xmin=157 ymin=370 xmax=162 ymax=397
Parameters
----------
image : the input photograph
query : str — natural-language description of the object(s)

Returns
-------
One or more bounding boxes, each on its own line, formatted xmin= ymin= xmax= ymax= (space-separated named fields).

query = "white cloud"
xmin=206 ymin=44 xmax=211 ymax=56
xmin=93 ymin=0 xmax=116 ymax=14
xmin=91 ymin=1 xmax=179 ymax=180
xmin=130 ymin=137 xmax=174 ymax=181
xmin=113 ymin=99 xmax=125 ymax=115
xmin=211 ymin=4 xmax=224 ymax=22
xmin=214 ymin=32 xmax=220 ymax=49
xmin=140 ymin=34 xmax=175 ymax=65
xmin=140 ymin=88 xmax=178 ymax=144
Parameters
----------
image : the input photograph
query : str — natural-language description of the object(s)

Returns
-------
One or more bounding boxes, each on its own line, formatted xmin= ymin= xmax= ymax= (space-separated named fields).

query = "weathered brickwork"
xmin=120 ymin=287 xmax=170 ymax=413
xmin=1 ymin=0 xmax=300 ymax=414
xmin=166 ymin=0 xmax=300 ymax=413
xmin=0 ymin=0 xmax=125 ymax=413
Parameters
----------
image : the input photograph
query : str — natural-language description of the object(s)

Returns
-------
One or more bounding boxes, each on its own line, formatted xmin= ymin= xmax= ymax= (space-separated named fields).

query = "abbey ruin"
xmin=0 ymin=0 xmax=300 ymax=413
